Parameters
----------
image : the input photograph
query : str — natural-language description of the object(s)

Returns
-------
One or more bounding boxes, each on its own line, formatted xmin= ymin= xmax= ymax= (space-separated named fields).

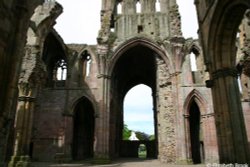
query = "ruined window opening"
xmin=81 ymin=50 xmax=92 ymax=77
xmin=137 ymin=25 xmax=143 ymax=33
xmin=55 ymin=59 xmax=67 ymax=80
xmin=238 ymin=76 xmax=243 ymax=94
xmin=86 ymin=56 xmax=91 ymax=77
xmin=190 ymin=52 xmax=197 ymax=71
xmin=136 ymin=1 xmax=141 ymax=13
xmin=117 ymin=2 xmax=122 ymax=14
xmin=156 ymin=0 xmax=161 ymax=12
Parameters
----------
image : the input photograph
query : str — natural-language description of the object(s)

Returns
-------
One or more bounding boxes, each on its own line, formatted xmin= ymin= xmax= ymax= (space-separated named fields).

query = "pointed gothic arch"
xmin=108 ymin=37 xmax=173 ymax=159
xmin=109 ymin=37 xmax=174 ymax=76
xmin=184 ymin=89 xmax=208 ymax=115
xmin=183 ymin=89 xmax=207 ymax=164
xmin=42 ymin=32 xmax=68 ymax=87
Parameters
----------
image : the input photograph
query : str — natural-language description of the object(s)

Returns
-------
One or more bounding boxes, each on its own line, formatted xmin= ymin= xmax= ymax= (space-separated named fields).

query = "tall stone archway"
xmin=108 ymin=38 xmax=176 ymax=162
xmin=72 ymin=97 xmax=95 ymax=160
xmin=109 ymin=43 xmax=158 ymax=158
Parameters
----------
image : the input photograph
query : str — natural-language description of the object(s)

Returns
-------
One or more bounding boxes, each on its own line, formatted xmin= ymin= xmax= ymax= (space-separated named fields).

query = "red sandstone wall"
xmin=32 ymin=89 xmax=67 ymax=162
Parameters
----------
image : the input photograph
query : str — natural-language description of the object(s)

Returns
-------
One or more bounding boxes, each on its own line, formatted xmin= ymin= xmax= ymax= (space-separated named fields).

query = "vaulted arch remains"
xmin=42 ymin=32 xmax=68 ymax=87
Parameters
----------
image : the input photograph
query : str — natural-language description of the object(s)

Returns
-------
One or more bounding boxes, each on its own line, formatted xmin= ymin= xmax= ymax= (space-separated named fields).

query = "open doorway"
xmin=72 ymin=97 xmax=95 ymax=160
xmin=189 ymin=101 xmax=204 ymax=164
xmin=122 ymin=84 xmax=155 ymax=158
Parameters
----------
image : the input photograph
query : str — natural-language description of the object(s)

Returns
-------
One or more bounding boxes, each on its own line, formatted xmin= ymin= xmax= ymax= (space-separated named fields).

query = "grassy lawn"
xmin=138 ymin=151 xmax=147 ymax=158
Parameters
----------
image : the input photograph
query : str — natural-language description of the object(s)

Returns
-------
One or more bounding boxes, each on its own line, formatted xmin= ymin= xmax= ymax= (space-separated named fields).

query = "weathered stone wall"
xmin=156 ymin=56 xmax=176 ymax=163
xmin=33 ymin=89 xmax=67 ymax=162
xmin=120 ymin=141 xmax=157 ymax=158
xmin=242 ymin=102 xmax=250 ymax=150
xmin=236 ymin=10 xmax=250 ymax=151
xmin=114 ymin=0 xmax=181 ymax=43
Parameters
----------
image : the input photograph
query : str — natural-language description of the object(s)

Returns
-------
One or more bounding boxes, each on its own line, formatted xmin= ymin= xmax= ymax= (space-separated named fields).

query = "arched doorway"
xmin=189 ymin=101 xmax=204 ymax=164
xmin=109 ymin=42 xmax=163 ymax=159
xmin=72 ymin=97 xmax=95 ymax=160
xmin=122 ymin=84 xmax=156 ymax=158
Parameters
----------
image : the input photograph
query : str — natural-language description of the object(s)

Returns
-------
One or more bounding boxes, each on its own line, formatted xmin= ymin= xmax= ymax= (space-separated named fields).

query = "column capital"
xmin=206 ymin=68 xmax=239 ymax=88
xmin=97 ymin=74 xmax=111 ymax=79
xmin=212 ymin=67 xmax=238 ymax=80
xmin=18 ymin=96 xmax=35 ymax=102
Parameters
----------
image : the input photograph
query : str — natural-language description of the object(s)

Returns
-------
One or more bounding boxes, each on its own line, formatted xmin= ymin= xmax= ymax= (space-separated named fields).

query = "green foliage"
xmin=135 ymin=131 xmax=150 ymax=140
xmin=149 ymin=135 xmax=155 ymax=141
xmin=123 ymin=124 xmax=131 ymax=140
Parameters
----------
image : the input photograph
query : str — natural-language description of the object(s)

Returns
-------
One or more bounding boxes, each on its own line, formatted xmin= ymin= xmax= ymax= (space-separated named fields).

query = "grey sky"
xmin=55 ymin=0 xmax=198 ymax=44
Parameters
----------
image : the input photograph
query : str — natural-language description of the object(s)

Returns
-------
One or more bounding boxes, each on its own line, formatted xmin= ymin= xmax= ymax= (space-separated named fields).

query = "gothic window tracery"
xmin=42 ymin=33 xmax=67 ymax=87
xmin=54 ymin=59 xmax=67 ymax=80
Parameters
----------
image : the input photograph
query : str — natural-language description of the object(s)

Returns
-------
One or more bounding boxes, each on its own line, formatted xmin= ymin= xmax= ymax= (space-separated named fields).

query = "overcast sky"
xmin=55 ymin=0 xmax=198 ymax=135
xmin=55 ymin=0 xmax=198 ymax=44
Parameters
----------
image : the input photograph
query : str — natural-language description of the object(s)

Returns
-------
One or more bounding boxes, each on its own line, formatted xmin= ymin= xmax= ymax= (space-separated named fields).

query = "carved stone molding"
xmin=211 ymin=67 xmax=238 ymax=80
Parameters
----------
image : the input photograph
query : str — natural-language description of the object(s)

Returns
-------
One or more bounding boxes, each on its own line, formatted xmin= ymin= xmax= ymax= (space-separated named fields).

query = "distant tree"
xmin=135 ymin=131 xmax=150 ymax=140
xmin=149 ymin=135 xmax=155 ymax=141
xmin=123 ymin=124 xmax=132 ymax=140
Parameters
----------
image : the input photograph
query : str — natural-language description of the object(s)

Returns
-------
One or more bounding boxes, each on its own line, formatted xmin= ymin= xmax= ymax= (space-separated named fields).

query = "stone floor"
xmin=33 ymin=159 xmax=206 ymax=167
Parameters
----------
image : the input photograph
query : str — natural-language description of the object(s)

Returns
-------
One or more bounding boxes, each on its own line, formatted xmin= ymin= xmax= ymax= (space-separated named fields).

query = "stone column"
xmin=156 ymin=56 xmax=177 ymax=163
xmin=123 ymin=0 xmax=136 ymax=14
xmin=8 ymin=83 xmax=37 ymax=167
xmin=168 ymin=1 xmax=182 ymax=37
xmin=93 ymin=44 xmax=111 ymax=164
xmin=208 ymin=68 xmax=250 ymax=163
xmin=141 ymin=0 xmax=156 ymax=13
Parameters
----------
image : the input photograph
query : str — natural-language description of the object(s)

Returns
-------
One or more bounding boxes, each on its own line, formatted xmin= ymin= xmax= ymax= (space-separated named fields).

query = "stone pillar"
xmin=208 ymin=68 xmax=250 ymax=163
xmin=8 ymin=83 xmax=37 ymax=167
xmin=156 ymin=56 xmax=177 ymax=163
xmin=123 ymin=0 xmax=136 ymax=14
xmin=168 ymin=1 xmax=182 ymax=37
xmin=93 ymin=45 xmax=111 ymax=164
xmin=141 ymin=0 xmax=156 ymax=13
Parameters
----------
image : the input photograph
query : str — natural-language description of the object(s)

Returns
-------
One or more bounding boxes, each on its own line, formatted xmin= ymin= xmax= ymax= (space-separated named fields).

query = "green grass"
xmin=138 ymin=151 xmax=147 ymax=158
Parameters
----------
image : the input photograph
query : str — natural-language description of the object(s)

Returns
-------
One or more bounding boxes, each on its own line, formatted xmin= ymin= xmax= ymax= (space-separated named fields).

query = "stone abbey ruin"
xmin=0 ymin=0 xmax=250 ymax=166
